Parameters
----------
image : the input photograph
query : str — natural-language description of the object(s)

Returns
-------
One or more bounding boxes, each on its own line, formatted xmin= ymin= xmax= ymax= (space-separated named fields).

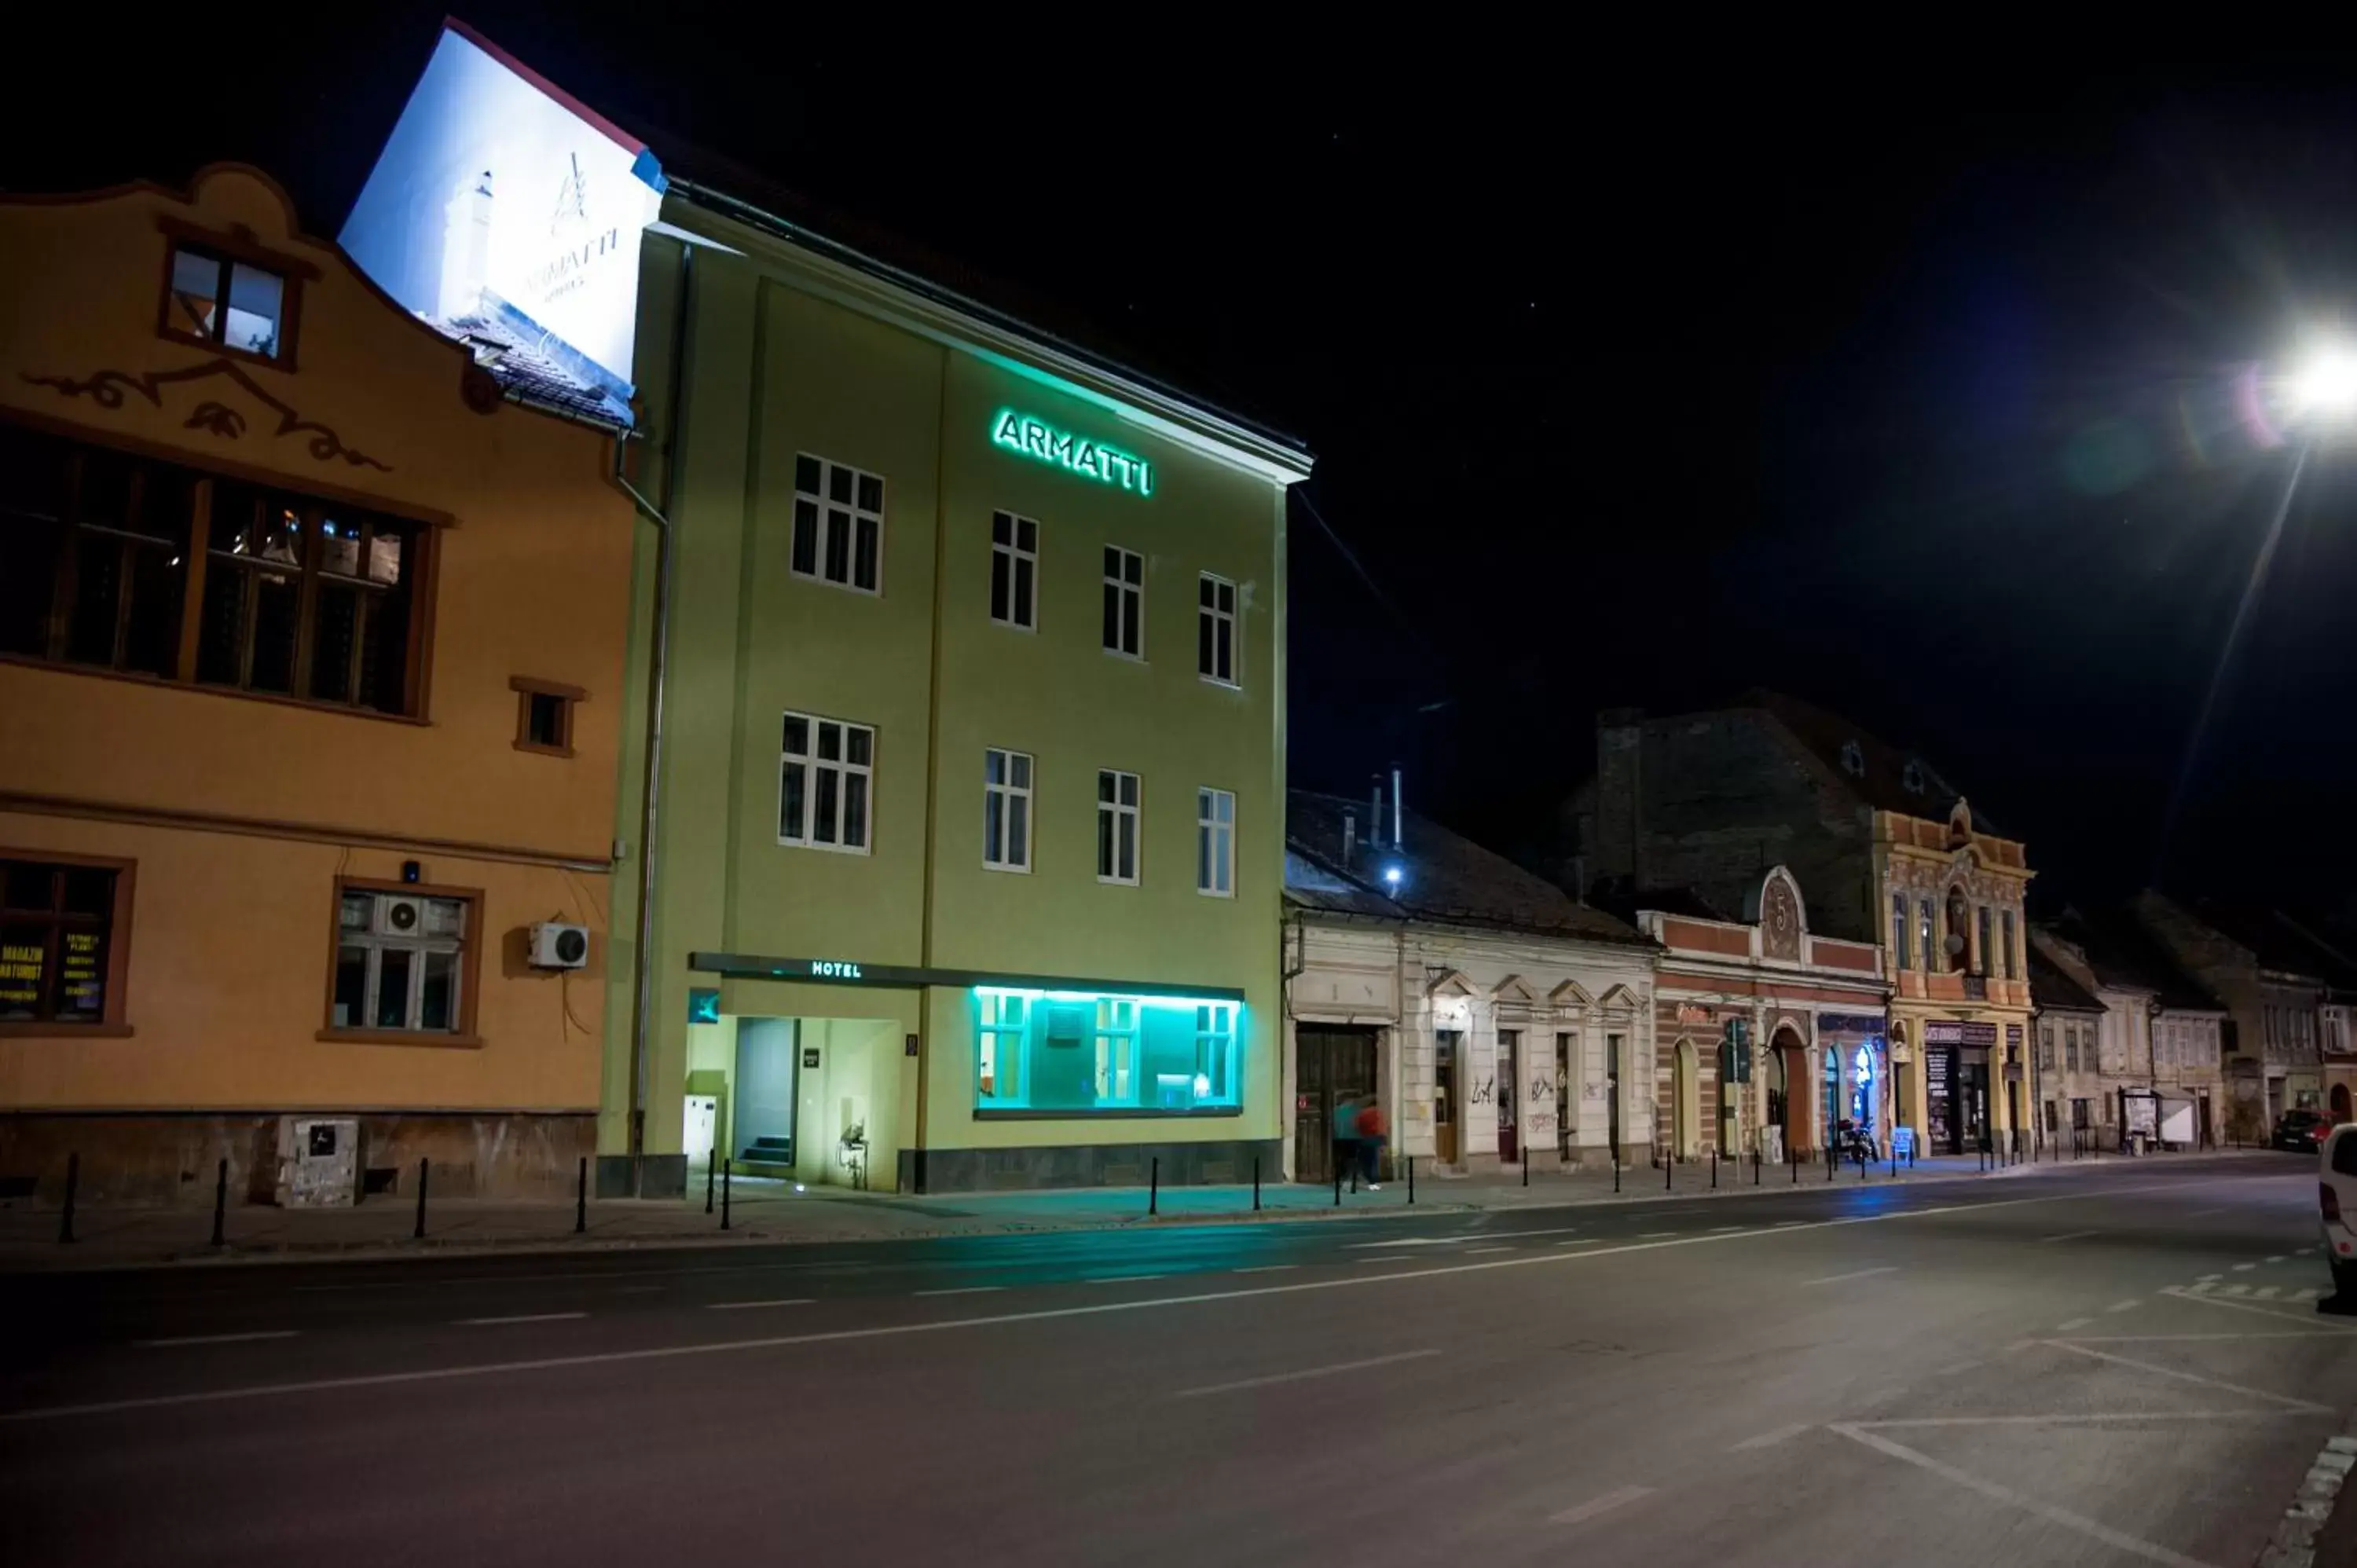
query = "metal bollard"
xmin=58 ymin=1152 xmax=79 ymax=1245
xmin=1613 ymin=1145 xmax=1621 ymax=1194
xmin=1334 ymin=1159 xmax=1342 ymax=1207
xmin=1523 ymin=1144 xmax=1530 ymax=1188
xmin=211 ymin=1156 xmax=228 ymax=1247
xmin=413 ymin=1157 xmax=429 ymax=1240
xmin=1253 ymin=1156 xmax=1262 ymax=1212
xmin=1711 ymin=1147 xmax=1718 ymax=1189
xmin=1666 ymin=1150 xmax=1673 ymax=1190
xmin=1754 ymin=1146 xmax=1761 ymax=1185
xmin=1407 ymin=1154 xmax=1416 ymax=1205
xmin=575 ymin=1155 xmax=588 ymax=1234
xmin=721 ymin=1159 xmax=732 ymax=1230
xmin=706 ymin=1146 xmax=717 ymax=1214
xmin=1149 ymin=1156 xmax=1160 ymax=1217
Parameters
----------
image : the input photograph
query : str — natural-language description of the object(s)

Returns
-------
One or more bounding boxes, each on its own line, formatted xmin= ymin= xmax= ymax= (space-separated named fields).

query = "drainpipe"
xmin=614 ymin=240 xmax=695 ymax=1188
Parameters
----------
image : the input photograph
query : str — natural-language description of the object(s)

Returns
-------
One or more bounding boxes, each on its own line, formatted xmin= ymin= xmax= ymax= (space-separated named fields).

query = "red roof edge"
xmin=442 ymin=15 xmax=645 ymax=156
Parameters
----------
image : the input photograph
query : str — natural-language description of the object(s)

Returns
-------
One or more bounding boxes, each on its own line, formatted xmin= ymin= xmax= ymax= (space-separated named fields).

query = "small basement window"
xmin=511 ymin=677 xmax=583 ymax=757
xmin=163 ymin=243 xmax=291 ymax=361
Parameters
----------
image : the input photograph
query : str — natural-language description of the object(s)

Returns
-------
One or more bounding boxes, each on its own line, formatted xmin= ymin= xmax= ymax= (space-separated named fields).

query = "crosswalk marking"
xmin=2253 ymin=1287 xmax=2281 ymax=1300
xmin=2223 ymin=1285 xmax=2252 ymax=1297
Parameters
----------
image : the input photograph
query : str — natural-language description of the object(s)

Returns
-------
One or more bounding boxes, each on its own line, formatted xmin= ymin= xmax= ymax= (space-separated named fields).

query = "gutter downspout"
xmin=615 ymin=240 xmax=695 ymax=1188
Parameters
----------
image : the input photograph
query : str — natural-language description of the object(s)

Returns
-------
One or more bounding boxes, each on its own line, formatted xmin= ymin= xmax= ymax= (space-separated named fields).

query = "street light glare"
xmin=2289 ymin=347 xmax=2357 ymax=421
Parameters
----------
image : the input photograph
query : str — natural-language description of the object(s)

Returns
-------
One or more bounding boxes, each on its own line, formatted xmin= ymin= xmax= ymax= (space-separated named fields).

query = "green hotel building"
xmin=601 ymin=171 xmax=1313 ymax=1195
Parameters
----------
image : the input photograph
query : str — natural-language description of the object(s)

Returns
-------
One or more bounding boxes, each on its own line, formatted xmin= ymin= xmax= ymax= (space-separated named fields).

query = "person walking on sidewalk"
xmin=1355 ymin=1096 xmax=1388 ymax=1190
xmin=1332 ymin=1094 xmax=1362 ymax=1185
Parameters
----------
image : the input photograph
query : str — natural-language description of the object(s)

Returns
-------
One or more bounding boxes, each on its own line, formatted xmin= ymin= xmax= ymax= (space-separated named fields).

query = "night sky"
xmin=11 ymin=13 xmax=2355 ymax=914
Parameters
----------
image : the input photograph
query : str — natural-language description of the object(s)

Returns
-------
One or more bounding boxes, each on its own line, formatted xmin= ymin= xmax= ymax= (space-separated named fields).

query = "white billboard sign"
xmin=341 ymin=22 xmax=665 ymax=424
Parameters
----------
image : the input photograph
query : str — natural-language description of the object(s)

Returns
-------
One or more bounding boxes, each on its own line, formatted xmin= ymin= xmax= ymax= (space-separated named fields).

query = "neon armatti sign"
xmin=991 ymin=409 xmax=1155 ymax=496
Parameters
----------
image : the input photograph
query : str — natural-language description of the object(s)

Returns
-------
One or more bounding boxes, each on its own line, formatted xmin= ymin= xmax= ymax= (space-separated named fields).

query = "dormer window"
xmin=1901 ymin=760 xmax=1925 ymax=794
xmin=1839 ymin=741 xmax=1864 ymax=777
xmin=161 ymin=240 xmax=292 ymax=362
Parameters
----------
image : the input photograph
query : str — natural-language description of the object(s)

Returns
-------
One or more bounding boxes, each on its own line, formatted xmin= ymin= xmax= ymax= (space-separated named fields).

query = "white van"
xmin=2322 ymin=1123 xmax=2357 ymax=1300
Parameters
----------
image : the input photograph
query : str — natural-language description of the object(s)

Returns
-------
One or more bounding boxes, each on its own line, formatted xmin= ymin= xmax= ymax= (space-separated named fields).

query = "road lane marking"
xmin=2040 ymin=1340 xmax=2332 ymax=1413
xmin=1637 ymin=1232 xmax=1677 ymax=1239
xmin=2163 ymin=1288 xmax=2357 ymax=1330
xmin=455 ymin=1313 xmax=586 ymax=1327
xmin=1831 ymin=1423 xmax=2216 ymax=1567
xmin=2294 ymin=1288 xmax=2322 ymax=1302
xmin=2064 ymin=1332 xmax=2346 ymax=1343
xmin=2187 ymin=1207 xmax=2227 ymax=1217
xmin=1861 ymin=1411 xmax=2314 ymax=1428
xmin=706 ymin=1299 xmax=814 ymax=1310
xmin=2223 ymin=1285 xmax=2252 ymax=1297
xmin=1710 ymin=1225 xmax=1744 ymax=1233
xmin=135 ymin=1331 xmax=299 ymax=1349
xmin=1556 ymin=1238 xmax=1603 ymax=1247
xmin=2267 ymin=1255 xmax=2287 ymax=1263
xmin=2041 ymin=1230 xmax=2101 ymax=1244
xmin=913 ymin=1288 xmax=1003 ymax=1297
xmin=2106 ymin=1301 xmax=2141 ymax=1313
xmin=2 ymin=1177 xmax=2245 ymax=1424
xmin=1171 ymin=1347 xmax=1439 ymax=1399
xmin=1464 ymin=1247 xmax=1516 ymax=1255
xmin=2253 ymin=1287 xmax=2281 ymax=1300
xmin=1773 ymin=1221 xmax=1808 ymax=1227
xmin=1804 ymin=1266 xmax=1898 ymax=1286
xmin=1232 ymin=1265 xmax=1297 ymax=1274
xmin=1083 ymin=1274 xmax=1165 ymax=1285
xmin=1731 ymin=1423 xmax=1812 ymax=1449
xmin=2055 ymin=1318 xmax=2095 ymax=1332
xmin=1548 ymin=1484 xmax=1655 ymax=1526
xmin=2233 ymin=1262 xmax=2257 ymax=1271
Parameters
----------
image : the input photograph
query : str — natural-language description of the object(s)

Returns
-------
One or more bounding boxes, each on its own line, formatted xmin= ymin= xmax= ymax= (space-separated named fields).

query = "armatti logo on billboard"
xmin=341 ymin=20 xmax=665 ymax=426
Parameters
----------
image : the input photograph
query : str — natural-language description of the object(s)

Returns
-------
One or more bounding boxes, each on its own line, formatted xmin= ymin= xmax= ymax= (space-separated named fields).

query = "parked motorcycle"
xmin=1835 ymin=1119 xmax=1879 ymax=1164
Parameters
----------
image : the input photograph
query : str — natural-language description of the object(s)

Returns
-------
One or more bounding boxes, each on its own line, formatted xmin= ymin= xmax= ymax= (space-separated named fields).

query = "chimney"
xmin=1391 ymin=764 xmax=1403 ymax=848
xmin=1342 ymin=811 xmax=1357 ymax=864
xmin=1369 ymin=775 xmax=1385 ymax=850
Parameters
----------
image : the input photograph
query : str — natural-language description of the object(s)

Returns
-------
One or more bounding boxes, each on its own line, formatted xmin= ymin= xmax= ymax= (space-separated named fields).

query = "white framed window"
xmin=1103 ymin=545 xmax=1143 ymax=658
xmin=1196 ymin=786 xmax=1234 ymax=896
xmin=984 ymin=748 xmax=1033 ymax=871
xmin=331 ymin=885 xmax=471 ymax=1035
xmin=1197 ymin=572 xmax=1237 ymax=684
xmin=1097 ymin=769 xmax=1140 ymax=884
xmin=1094 ymin=998 xmax=1138 ymax=1101
xmin=977 ymin=990 xmax=1028 ymax=1103
xmin=779 ymin=712 xmax=874 ymax=853
xmin=790 ymin=453 xmax=883 ymax=594
xmin=991 ymin=511 xmax=1038 ymax=629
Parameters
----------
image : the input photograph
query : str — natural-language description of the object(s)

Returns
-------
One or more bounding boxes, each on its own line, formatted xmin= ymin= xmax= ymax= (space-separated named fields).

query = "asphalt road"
xmin=2 ymin=1156 xmax=2348 ymax=1567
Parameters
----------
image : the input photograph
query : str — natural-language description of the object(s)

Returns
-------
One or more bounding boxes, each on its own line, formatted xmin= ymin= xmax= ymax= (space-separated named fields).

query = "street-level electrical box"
xmin=277 ymin=1116 xmax=361 ymax=1207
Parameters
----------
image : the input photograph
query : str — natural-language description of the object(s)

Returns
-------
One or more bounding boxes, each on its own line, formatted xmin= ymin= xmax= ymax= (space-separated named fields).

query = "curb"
xmin=2256 ymin=1411 xmax=2356 ymax=1567
xmin=0 ymin=1149 xmax=2284 ymax=1275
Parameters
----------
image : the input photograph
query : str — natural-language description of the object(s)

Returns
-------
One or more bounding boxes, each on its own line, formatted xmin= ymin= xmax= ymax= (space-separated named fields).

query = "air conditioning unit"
xmin=530 ymin=921 xmax=590 ymax=970
xmin=373 ymin=896 xmax=426 ymax=937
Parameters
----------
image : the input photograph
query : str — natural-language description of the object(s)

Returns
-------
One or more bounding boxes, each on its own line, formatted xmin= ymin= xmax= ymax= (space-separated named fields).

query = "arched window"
xmin=1945 ymin=887 xmax=1970 ymax=972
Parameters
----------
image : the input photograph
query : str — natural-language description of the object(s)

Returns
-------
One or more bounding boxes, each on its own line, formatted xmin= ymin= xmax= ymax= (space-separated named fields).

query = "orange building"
xmin=0 ymin=167 xmax=638 ymax=1203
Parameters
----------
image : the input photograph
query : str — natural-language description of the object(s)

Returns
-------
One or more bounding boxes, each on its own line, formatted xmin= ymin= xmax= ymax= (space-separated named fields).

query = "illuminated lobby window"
xmin=974 ymin=987 xmax=1238 ymax=1114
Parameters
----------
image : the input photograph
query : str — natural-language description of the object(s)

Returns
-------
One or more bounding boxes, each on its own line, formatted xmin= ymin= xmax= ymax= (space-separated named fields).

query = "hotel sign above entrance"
xmin=991 ymin=409 xmax=1156 ymax=496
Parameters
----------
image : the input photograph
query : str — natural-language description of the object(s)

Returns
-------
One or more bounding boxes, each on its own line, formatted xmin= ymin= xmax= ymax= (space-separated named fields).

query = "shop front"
xmin=1923 ymin=1018 xmax=1998 ymax=1154
xmin=1817 ymin=1013 xmax=1891 ymax=1156
xmin=688 ymin=951 xmax=1270 ymax=1192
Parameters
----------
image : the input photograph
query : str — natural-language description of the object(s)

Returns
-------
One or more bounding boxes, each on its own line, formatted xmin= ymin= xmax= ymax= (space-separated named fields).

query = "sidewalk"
xmin=0 ymin=1147 xmax=2286 ymax=1272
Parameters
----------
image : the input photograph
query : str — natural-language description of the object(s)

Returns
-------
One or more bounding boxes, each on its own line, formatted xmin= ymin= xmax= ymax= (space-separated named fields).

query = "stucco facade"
xmin=0 ymin=167 xmax=637 ymax=1201
xmin=1640 ymin=866 xmax=1890 ymax=1165
xmin=602 ymin=201 xmax=1310 ymax=1196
